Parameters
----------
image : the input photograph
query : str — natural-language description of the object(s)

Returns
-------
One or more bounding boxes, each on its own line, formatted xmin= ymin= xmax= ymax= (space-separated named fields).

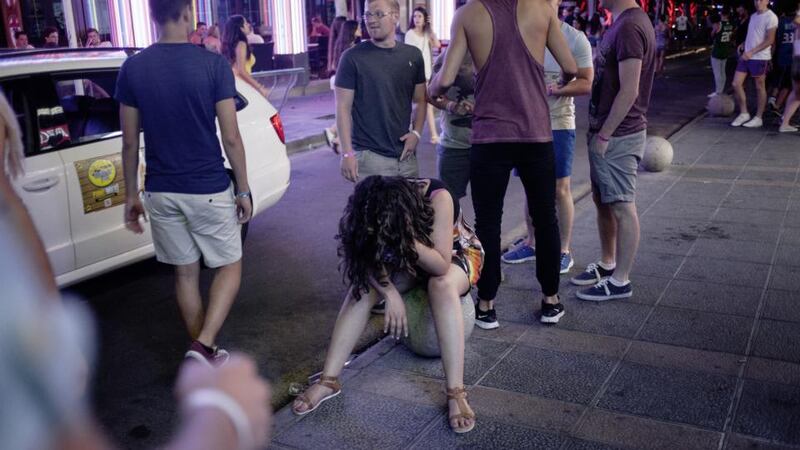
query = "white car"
xmin=1 ymin=49 xmax=291 ymax=287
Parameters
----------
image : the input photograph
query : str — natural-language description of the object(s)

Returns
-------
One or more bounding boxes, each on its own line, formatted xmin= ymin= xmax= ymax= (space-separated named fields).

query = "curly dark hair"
xmin=336 ymin=176 xmax=435 ymax=300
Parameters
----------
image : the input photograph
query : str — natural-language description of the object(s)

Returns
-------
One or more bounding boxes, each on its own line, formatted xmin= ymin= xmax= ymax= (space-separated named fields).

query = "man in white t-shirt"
xmin=731 ymin=0 xmax=779 ymax=128
xmin=675 ymin=10 xmax=691 ymax=50
xmin=501 ymin=0 xmax=593 ymax=324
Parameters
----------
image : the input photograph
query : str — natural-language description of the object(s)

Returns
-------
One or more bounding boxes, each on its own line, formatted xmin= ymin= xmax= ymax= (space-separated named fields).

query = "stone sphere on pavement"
xmin=707 ymin=94 xmax=735 ymax=117
xmin=400 ymin=287 xmax=475 ymax=358
xmin=641 ymin=136 xmax=673 ymax=172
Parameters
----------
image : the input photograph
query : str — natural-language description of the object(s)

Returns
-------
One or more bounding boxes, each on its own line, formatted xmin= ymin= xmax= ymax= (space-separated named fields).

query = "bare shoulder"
xmin=459 ymin=0 xmax=490 ymax=21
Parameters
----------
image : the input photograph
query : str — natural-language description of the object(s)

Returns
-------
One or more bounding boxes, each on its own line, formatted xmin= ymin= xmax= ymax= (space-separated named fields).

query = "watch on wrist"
xmin=236 ymin=191 xmax=251 ymax=199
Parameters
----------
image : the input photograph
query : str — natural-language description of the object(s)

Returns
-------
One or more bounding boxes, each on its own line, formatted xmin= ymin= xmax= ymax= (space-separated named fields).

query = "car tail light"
xmin=270 ymin=114 xmax=285 ymax=144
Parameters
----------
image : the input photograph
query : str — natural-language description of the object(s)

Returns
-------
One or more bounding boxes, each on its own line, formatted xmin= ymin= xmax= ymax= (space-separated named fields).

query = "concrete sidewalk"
xmin=270 ymin=114 xmax=800 ymax=449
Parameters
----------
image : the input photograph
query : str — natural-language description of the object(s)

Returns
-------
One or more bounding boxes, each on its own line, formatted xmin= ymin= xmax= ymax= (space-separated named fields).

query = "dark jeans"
xmin=470 ymin=143 xmax=560 ymax=300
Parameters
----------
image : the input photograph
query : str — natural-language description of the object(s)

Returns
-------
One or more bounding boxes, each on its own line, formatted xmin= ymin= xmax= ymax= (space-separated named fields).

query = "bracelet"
xmin=410 ymin=129 xmax=421 ymax=140
xmin=596 ymin=133 xmax=610 ymax=142
xmin=185 ymin=389 xmax=254 ymax=450
xmin=236 ymin=191 xmax=251 ymax=199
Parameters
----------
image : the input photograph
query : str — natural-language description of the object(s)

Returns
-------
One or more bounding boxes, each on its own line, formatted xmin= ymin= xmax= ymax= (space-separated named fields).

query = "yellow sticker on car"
xmin=74 ymin=154 xmax=127 ymax=214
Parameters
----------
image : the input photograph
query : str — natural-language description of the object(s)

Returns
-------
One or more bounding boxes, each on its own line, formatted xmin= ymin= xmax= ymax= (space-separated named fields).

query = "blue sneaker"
xmin=576 ymin=278 xmax=633 ymax=301
xmin=560 ymin=252 xmax=574 ymax=274
xmin=570 ymin=262 xmax=614 ymax=286
xmin=502 ymin=244 xmax=536 ymax=264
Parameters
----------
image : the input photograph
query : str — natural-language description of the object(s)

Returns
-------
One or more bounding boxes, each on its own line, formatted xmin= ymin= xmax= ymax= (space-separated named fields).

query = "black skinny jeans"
xmin=470 ymin=142 xmax=560 ymax=300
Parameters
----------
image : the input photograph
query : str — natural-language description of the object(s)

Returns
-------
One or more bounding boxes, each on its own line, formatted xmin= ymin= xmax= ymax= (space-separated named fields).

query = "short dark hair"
xmin=149 ymin=0 xmax=191 ymax=25
xmin=197 ymin=21 xmax=206 ymax=27
xmin=43 ymin=26 xmax=58 ymax=38
xmin=14 ymin=30 xmax=27 ymax=39
xmin=86 ymin=27 xmax=99 ymax=34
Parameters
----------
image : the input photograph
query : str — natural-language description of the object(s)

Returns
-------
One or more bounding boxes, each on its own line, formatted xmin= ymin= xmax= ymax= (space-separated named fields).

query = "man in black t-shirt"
xmin=336 ymin=0 xmax=427 ymax=182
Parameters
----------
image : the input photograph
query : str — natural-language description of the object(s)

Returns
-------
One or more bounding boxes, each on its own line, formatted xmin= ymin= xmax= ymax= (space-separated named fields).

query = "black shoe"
xmin=540 ymin=299 xmax=565 ymax=324
xmin=475 ymin=303 xmax=499 ymax=330
xmin=371 ymin=299 xmax=385 ymax=314
xmin=570 ymin=262 xmax=615 ymax=286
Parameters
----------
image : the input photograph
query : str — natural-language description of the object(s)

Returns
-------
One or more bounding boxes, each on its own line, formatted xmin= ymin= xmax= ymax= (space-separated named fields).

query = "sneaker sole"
xmin=475 ymin=320 xmax=500 ymax=330
xmin=501 ymin=256 xmax=535 ymax=264
xmin=540 ymin=311 xmax=565 ymax=324
xmin=559 ymin=261 xmax=574 ymax=274
xmin=185 ymin=350 xmax=214 ymax=368
xmin=570 ymin=277 xmax=601 ymax=286
xmin=576 ymin=291 xmax=633 ymax=301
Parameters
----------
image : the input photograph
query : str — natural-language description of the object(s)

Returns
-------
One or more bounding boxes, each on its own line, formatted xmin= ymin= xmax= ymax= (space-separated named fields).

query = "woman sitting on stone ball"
xmin=292 ymin=176 xmax=479 ymax=434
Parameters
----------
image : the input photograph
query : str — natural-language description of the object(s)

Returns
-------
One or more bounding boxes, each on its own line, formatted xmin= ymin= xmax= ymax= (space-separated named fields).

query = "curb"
xmin=287 ymin=132 xmax=327 ymax=155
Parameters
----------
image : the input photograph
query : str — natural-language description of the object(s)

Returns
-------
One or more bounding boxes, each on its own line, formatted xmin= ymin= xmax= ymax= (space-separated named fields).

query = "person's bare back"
xmin=460 ymin=0 xmax=558 ymax=71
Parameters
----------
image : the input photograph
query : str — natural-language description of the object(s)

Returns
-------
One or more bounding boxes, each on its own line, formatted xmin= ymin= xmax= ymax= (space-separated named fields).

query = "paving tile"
xmin=729 ymin=185 xmax=794 ymax=200
xmin=689 ymin=238 xmax=775 ymax=265
xmin=721 ymin=196 xmax=789 ymax=211
xmin=684 ymin=167 xmax=742 ymax=180
xmin=631 ymin=252 xmax=685 ymax=279
xmin=625 ymin=275 xmax=671 ymax=305
xmin=762 ymin=289 xmax=800 ymax=323
xmin=566 ymin=439 xmax=629 ymax=450
xmin=713 ymin=208 xmax=787 ymax=226
xmin=774 ymin=243 xmax=800 ymax=268
xmin=411 ymin=415 xmax=564 ymax=450
xmin=468 ymin=385 xmax=584 ymax=432
xmin=660 ymin=279 xmax=761 ymax=317
xmin=471 ymin=321 xmax=529 ymax=343
xmin=745 ymin=357 xmax=800 ymax=387
xmin=675 ymin=257 xmax=770 ymax=288
xmin=637 ymin=233 xmax=697 ymax=256
xmin=638 ymin=306 xmax=753 ymax=354
xmin=740 ymin=169 xmax=798 ymax=184
xmin=275 ymin=389 xmax=440 ymax=450
xmin=598 ymin=362 xmax=737 ymax=430
xmin=751 ymin=319 xmax=800 ymax=364
xmin=479 ymin=345 xmax=616 ymax=404
xmin=517 ymin=326 xmax=630 ymax=359
xmin=732 ymin=380 xmax=800 ymax=445
xmin=557 ymin=299 xmax=652 ymax=339
xmin=644 ymin=203 xmax=718 ymax=221
xmin=782 ymin=227 xmax=800 ymax=246
xmin=347 ymin=367 xmax=445 ymax=407
xmin=575 ymin=408 xmax=723 ymax=450
xmin=626 ymin=340 xmax=743 ymax=377
xmin=768 ymin=266 xmax=800 ymax=292
xmin=725 ymin=433 xmax=800 ymax=450
xmin=703 ymin=221 xmax=781 ymax=244
xmin=373 ymin=337 xmax=511 ymax=385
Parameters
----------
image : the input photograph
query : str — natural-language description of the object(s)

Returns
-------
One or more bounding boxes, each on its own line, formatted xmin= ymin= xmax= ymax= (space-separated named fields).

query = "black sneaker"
xmin=371 ymin=298 xmax=386 ymax=314
xmin=570 ymin=262 xmax=614 ymax=286
xmin=540 ymin=299 xmax=565 ymax=324
xmin=475 ymin=303 xmax=499 ymax=330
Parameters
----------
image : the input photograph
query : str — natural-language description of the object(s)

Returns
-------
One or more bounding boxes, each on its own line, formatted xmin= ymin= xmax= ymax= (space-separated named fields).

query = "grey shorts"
xmin=356 ymin=149 xmax=419 ymax=179
xmin=144 ymin=183 xmax=242 ymax=268
xmin=588 ymin=130 xmax=646 ymax=204
xmin=436 ymin=144 xmax=471 ymax=199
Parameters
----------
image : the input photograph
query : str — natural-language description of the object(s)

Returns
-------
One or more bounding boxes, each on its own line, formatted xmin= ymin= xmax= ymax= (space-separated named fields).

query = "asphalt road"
xmin=66 ymin=49 xmax=714 ymax=449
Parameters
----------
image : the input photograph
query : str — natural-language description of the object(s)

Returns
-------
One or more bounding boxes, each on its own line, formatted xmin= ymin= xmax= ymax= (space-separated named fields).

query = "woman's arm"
xmin=234 ymin=42 xmax=269 ymax=97
xmin=414 ymin=188 xmax=454 ymax=277
xmin=429 ymin=31 xmax=441 ymax=51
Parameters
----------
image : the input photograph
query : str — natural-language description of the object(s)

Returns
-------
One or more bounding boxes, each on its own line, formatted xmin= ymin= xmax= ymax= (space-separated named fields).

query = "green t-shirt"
xmin=712 ymin=21 xmax=736 ymax=59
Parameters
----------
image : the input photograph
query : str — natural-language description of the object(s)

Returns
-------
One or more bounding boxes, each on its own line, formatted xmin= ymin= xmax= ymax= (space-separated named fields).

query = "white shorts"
xmin=144 ymin=184 xmax=242 ymax=268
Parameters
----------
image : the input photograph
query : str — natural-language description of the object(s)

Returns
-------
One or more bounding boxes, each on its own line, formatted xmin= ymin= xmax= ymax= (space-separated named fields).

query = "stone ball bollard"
xmin=641 ymin=136 xmax=673 ymax=172
xmin=706 ymin=94 xmax=735 ymax=117
xmin=400 ymin=287 xmax=475 ymax=358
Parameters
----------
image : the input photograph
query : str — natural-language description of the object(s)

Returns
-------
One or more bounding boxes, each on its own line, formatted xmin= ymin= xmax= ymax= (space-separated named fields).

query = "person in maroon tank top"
xmin=430 ymin=0 xmax=577 ymax=330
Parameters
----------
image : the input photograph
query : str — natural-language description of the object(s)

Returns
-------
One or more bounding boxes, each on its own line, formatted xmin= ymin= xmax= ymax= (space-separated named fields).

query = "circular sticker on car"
xmin=87 ymin=159 xmax=116 ymax=187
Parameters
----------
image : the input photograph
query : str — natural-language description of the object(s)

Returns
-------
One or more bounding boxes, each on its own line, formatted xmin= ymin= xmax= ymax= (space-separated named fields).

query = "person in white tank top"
xmin=405 ymin=6 xmax=441 ymax=144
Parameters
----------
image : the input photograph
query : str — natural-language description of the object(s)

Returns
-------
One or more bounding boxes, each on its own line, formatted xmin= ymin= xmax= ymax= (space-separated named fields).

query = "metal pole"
xmin=62 ymin=0 xmax=79 ymax=47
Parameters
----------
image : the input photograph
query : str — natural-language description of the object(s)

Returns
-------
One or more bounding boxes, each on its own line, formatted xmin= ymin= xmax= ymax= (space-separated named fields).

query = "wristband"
xmin=596 ymin=133 xmax=610 ymax=142
xmin=185 ymin=389 xmax=254 ymax=450
xmin=341 ymin=152 xmax=354 ymax=158
xmin=410 ymin=129 xmax=421 ymax=140
xmin=236 ymin=191 xmax=251 ymax=199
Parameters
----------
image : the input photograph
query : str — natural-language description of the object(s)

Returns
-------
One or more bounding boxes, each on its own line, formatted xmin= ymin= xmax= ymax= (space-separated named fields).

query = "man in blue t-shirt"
xmin=115 ymin=0 xmax=252 ymax=367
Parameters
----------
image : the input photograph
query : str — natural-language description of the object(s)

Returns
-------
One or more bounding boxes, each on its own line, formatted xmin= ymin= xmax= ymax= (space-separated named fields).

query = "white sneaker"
xmin=779 ymin=124 xmax=799 ymax=133
xmin=708 ymin=92 xmax=718 ymax=98
xmin=731 ymin=113 xmax=751 ymax=127
xmin=742 ymin=116 xmax=763 ymax=128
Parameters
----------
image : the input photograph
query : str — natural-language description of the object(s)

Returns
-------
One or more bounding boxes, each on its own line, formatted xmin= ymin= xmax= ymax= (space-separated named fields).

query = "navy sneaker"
xmin=502 ymin=244 xmax=536 ymax=264
xmin=576 ymin=278 xmax=633 ymax=301
xmin=570 ymin=262 xmax=614 ymax=286
xmin=475 ymin=304 xmax=499 ymax=330
xmin=185 ymin=340 xmax=230 ymax=367
xmin=540 ymin=299 xmax=565 ymax=324
xmin=560 ymin=252 xmax=574 ymax=274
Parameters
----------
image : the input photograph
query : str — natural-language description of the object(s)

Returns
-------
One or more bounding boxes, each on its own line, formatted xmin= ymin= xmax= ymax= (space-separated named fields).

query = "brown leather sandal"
xmin=291 ymin=375 xmax=342 ymax=416
xmin=446 ymin=386 xmax=476 ymax=433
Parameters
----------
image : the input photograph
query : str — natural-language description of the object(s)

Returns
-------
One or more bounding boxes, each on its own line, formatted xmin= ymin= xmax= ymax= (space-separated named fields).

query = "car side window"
xmin=50 ymin=71 xmax=121 ymax=147
xmin=1 ymin=76 xmax=57 ymax=157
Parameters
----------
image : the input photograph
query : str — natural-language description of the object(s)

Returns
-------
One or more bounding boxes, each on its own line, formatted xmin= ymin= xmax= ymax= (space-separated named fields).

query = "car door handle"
xmin=22 ymin=177 xmax=59 ymax=192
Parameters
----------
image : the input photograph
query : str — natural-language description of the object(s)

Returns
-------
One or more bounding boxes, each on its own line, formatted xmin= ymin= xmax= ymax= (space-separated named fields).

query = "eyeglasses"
xmin=363 ymin=11 xmax=395 ymax=20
